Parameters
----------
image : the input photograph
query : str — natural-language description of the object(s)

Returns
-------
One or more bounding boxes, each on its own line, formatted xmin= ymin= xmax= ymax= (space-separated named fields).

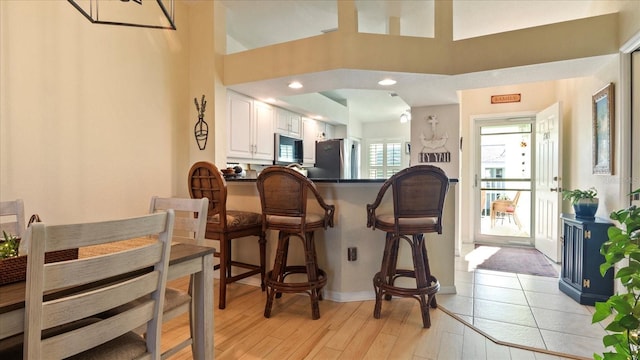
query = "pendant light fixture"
xmin=67 ymin=0 xmax=176 ymax=30
xmin=400 ymin=110 xmax=412 ymax=123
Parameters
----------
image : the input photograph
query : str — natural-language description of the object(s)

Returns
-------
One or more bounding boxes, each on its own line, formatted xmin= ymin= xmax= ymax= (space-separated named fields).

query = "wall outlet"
xmin=347 ymin=247 xmax=357 ymax=261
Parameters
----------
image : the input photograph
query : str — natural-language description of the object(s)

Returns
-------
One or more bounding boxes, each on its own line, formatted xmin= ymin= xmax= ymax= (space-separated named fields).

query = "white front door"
xmin=534 ymin=102 xmax=563 ymax=262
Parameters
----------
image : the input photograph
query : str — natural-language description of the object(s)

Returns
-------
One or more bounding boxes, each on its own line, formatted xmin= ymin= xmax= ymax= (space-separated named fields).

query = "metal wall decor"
xmin=194 ymin=95 xmax=209 ymax=151
xmin=418 ymin=115 xmax=451 ymax=163
xmin=67 ymin=0 xmax=176 ymax=30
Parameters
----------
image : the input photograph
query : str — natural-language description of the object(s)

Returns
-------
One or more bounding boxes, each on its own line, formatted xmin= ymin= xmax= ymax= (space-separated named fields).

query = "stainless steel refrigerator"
xmin=307 ymin=139 xmax=346 ymax=179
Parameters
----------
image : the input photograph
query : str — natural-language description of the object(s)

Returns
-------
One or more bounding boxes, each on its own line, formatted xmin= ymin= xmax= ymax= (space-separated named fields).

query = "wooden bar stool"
xmin=256 ymin=166 xmax=335 ymax=320
xmin=188 ymin=161 xmax=266 ymax=310
xmin=366 ymin=165 xmax=449 ymax=328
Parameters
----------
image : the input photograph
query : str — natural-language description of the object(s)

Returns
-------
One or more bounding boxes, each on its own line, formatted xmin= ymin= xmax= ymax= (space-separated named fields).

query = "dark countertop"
xmin=226 ymin=177 xmax=459 ymax=184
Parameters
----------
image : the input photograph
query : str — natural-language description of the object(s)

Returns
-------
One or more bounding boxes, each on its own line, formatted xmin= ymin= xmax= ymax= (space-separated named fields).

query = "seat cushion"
xmin=266 ymin=213 xmax=324 ymax=226
xmin=376 ymin=214 xmax=438 ymax=228
xmin=208 ymin=210 xmax=261 ymax=229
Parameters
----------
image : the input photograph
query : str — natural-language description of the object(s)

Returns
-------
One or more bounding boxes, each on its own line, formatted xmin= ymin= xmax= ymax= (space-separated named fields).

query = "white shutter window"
xmin=368 ymin=141 xmax=403 ymax=179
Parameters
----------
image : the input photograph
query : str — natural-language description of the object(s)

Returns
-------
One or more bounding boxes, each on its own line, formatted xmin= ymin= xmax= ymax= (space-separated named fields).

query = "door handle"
xmin=550 ymin=188 xmax=559 ymax=192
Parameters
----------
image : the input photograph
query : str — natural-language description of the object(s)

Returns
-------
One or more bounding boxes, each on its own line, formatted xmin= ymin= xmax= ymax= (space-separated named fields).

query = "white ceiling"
xmin=220 ymin=0 xmax=622 ymax=124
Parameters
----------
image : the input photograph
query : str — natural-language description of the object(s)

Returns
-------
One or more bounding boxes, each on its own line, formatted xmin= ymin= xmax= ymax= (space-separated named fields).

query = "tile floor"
xmin=437 ymin=244 xmax=608 ymax=359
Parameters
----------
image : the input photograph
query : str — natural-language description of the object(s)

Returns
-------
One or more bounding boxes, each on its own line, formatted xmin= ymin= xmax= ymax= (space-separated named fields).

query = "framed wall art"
xmin=592 ymin=82 xmax=614 ymax=175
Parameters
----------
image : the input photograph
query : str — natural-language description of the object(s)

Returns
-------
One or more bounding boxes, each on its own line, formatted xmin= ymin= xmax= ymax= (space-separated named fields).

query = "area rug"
xmin=474 ymin=246 xmax=559 ymax=277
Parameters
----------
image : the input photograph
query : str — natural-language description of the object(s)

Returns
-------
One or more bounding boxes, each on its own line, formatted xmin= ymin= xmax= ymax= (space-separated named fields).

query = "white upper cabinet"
xmin=252 ymin=101 xmax=275 ymax=161
xmin=323 ymin=122 xmax=334 ymax=140
xmin=227 ymin=92 xmax=274 ymax=164
xmin=302 ymin=117 xmax=319 ymax=165
xmin=275 ymin=108 xmax=302 ymax=138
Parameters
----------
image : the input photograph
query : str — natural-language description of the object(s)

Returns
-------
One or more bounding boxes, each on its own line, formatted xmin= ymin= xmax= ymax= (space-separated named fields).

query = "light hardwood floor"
xmin=161 ymin=277 xmax=582 ymax=360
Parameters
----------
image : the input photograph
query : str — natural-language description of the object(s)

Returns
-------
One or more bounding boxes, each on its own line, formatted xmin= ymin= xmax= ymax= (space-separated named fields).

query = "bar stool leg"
xmin=218 ymin=235 xmax=229 ymax=309
xmin=412 ymin=234 xmax=431 ymax=328
xmin=303 ymin=231 xmax=321 ymax=320
xmin=259 ymin=231 xmax=267 ymax=291
xmin=265 ymin=232 xmax=289 ymax=318
xmin=385 ymin=233 xmax=401 ymax=301
xmin=420 ymin=237 xmax=437 ymax=309
xmin=374 ymin=232 xmax=396 ymax=319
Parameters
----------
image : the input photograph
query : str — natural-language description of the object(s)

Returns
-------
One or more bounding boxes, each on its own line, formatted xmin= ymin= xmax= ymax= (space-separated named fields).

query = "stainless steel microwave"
xmin=274 ymin=133 xmax=303 ymax=165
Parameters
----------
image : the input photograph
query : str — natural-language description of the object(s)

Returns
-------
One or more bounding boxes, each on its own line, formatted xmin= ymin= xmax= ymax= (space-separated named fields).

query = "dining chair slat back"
xmin=1 ymin=211 xmax=175 ymax=360
xmin=149 ymin=196 xmax=209 ymax=245
xmin=148 ymin=196 xmax=209 ymax=359
xmin=0 ymin=199 xmax=26 ymax=239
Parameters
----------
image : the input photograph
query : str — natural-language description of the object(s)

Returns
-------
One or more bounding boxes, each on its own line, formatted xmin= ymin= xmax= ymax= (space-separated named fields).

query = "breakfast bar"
xmin=224 ymin=178 xmax=458 ymax=301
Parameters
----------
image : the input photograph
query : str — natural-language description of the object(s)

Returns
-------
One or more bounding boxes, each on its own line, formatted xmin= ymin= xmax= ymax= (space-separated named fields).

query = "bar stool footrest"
xmin=266 ymin=266 xmax=327 ymax=293
xmin=373 ymin=271 xmax=440 ymax=298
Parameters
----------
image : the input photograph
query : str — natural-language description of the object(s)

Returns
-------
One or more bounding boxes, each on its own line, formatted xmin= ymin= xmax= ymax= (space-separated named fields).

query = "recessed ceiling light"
xmin=288 ymin=81 xmax=303 ymax=89
xmin=378 ymin=79 xmax=397 ymax=86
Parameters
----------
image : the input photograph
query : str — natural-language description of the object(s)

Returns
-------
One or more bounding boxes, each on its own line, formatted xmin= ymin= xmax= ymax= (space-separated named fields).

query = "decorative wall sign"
xmin=491 ymin=93 xmax=521 ymax=104
xmin=194 ymin=95 xmax=209 ymax=150
xmin=592 ymin=83 xmax=614 ymax=175
xmin=418 ymin=115 xmax=451 ymax=163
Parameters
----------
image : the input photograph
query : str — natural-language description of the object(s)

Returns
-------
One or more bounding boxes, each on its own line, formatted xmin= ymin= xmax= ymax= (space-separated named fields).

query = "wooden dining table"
xmin=0 ymin=243 xmax=215 ymax=360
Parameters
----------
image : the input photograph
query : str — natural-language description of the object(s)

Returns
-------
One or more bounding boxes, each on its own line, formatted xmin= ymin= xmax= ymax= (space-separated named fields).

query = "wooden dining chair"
xmin=188 ymin=161 xmax=266 ymax=309
xmin=0 ymin=211 xmax=175 ymax=359
xmin=490 ymin=191 xmax=522 ymax=229
xmin=0 ymin=199 xmax=26 ymax=239
xmin=148 ymin=196 xmax=209 ymax=359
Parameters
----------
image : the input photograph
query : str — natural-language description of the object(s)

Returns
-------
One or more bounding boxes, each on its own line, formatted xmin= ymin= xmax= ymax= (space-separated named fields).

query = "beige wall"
xmin=0 ymin=1 xmax=195 ymax=222
xmin=556 ymin=57 xmax=624 ymax=216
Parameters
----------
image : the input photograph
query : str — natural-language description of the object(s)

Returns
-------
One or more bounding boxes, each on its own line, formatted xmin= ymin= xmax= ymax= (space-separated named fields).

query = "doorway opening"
xmin=475 ymin=119 xmax=534 ymax=247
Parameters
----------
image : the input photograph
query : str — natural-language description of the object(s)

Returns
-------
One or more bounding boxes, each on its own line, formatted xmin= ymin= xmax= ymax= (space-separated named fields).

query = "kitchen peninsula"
xmin=224 ymin=177 xmax=458 ymax=302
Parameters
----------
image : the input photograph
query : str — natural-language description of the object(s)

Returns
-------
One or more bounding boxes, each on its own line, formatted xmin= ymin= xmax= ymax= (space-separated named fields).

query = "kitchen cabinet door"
xmin=276 ymin=108 xmax=302 ymax=138
xmin=302 ymin=117 xmax=318 ymax=165
xmin=253 ymin=101 xmax=275 ymax=161
xmin=227 ymin=92 xmax=253 ymax=159
xmin=227 ymin=92 xmax=274 ymax=164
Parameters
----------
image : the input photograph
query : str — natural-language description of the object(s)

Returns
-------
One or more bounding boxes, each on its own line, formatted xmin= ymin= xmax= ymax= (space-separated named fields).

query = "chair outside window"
xmin=188 ymin=161 xmax=266 ymax=309
xmin=0 ymin=211 xmax=175 ymax=359
xmin=490 ymin=190 xmax=522 ymax=229
xmin=256 ymin=166 xmax=335 ymax=320
xmin=366 ymin=165 xmax=449 ymax=328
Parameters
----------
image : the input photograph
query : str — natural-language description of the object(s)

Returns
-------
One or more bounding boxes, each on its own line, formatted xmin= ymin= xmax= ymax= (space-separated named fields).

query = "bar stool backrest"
xmin=188 ymin=161 xmax=229 ymax=232
xmin=257 ymin=166 xmax=334 ymax=232
xmin=368 ymin=165 xmax=449 ymax=234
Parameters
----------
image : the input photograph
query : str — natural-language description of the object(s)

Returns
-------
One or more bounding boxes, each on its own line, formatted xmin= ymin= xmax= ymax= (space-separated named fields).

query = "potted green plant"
xmin=592 ymin=187 xmax=640 ymax=360
xmin=562 ymin=187 xmax=599 ymax=219
xmin=0 ymin=230 xmax=20 ymax=259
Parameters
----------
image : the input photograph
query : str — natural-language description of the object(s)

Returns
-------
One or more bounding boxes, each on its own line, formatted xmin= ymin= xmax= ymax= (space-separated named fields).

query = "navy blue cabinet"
xmin=559 ymin=214 xmax=613 ymax=305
